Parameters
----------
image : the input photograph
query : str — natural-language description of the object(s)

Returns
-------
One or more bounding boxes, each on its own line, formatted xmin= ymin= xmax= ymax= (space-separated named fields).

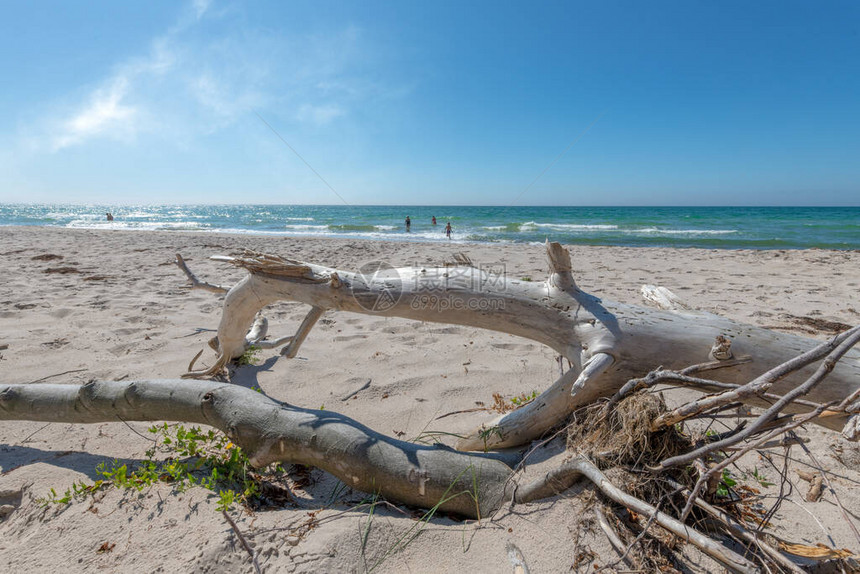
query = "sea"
xmin=1 ymin=204 xmax=858 ymax=250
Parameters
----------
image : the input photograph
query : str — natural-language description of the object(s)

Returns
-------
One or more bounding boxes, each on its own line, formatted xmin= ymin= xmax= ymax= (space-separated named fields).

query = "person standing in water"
xmin=445 ymin=221 xmax=452 ymax=239
xmin=432 ymin=216 xmax=437 ymax=225
xmin=405 ymin=216 xmax=411 ymax=232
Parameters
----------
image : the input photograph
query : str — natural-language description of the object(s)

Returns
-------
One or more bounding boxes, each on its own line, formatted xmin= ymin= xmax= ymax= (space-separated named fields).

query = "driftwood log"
xmin=0 ymin=379 xmax=761 ymax=572
xmin=181 ymin=242 xmax=860 ymax=450
xmin=3 ymin=242 xmax=859 ymax=572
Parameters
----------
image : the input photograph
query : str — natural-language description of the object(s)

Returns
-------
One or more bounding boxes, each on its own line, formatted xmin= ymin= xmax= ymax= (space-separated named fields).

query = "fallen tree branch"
xmin=175 ymin=243 xmax=860 ymax=449
xmin=0 ymin=379 xmax=514 ymax=519
xmin=658 ymin=325 xmax=860 ymax=471
xmin=662 ymin=477 xmax=804 ymax=574
xmin=222 ymin=510 xmax=262 ymax=574
xmin=793 ymin=432 xmax=860 ymax=549
xmin=593 ymin=507 xmax=638 ymax=571
xmin=174 ymin=253 xmax=229 ymax=294
xmin=513 ymin=456 xmax=759 ymax=573
xmin=0 ymin=378 xmax=769 ymax=571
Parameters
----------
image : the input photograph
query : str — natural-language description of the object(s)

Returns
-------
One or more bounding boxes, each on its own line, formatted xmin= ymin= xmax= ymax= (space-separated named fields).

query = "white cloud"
xmin=51 ymin=77 xmax=137 ymax=151
xmin=27 ymin=1 xmax=407 ymax=155
xmin=43 ymin=33 xmax=178 ymax=152
xmin=295 ymin=103 xmax=345 ymax=126
xmin=192 ymin=0 xmax=211 ymax=19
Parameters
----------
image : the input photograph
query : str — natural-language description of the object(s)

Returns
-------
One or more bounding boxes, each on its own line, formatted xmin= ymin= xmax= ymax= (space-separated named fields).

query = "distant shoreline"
xmin=1 ymin=204 xmax=858 ymax=250
xmin=2 ymin=225 xmax=857 ymax=256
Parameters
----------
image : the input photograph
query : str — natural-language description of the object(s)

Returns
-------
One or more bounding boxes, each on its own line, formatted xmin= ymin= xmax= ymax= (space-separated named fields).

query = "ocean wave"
xmin=284 ymin=224 xmax=329 ymax=231
xmin=65 ymin=220 xmax=210 ymax=231
xmin=515 ymin=221 xmax=619 ymax=231
xmin=285 ymin=217 xmax=314 ymax=221
xmin=626 ymin=228 xmax=738 ymax=235
xmin=121 ymin=211 xmax=163 ymax=219
xmin=532 ymin=223 xmax=618 ymax=230
xmin=328 ymin=224 xmax=379 ymax=232
xmin=482 ymin=223 xmax=524 ymax=231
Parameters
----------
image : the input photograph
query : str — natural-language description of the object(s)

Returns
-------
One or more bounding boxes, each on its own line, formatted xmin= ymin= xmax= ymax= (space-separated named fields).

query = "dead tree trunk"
xmin=0 ymin=379 xmax=511 ymax=518
xmin=182 ymin=243 xmax=860 ymax=450
xmin=0 ymin=379 xmax=761 ymax=572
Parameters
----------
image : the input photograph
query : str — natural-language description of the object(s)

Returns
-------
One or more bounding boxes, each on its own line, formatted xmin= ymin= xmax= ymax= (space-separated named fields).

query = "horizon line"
xmin=2 ymin=201 xmax=859 ymax=209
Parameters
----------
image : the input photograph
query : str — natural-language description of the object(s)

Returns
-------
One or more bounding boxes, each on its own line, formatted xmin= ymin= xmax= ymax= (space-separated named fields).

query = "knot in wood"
xmin=0 ymin=387 xmax=17 ymax=407
xmin=202 ymin=392 xmax=215 ymax=403
xmin=710 ymin=335 xmax=733 ymax=361
xmin=407 ymin=468 xmax=431 ymax=496
xmin=123 ymin=382 xmax=142 ymax=408
xmin=79 ymin=380 xmax=98 ymax=411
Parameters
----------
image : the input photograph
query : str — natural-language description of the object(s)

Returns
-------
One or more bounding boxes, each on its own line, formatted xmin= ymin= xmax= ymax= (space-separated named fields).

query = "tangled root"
xmin=566 ymin=392 xmax=700 ymax=571
xmin=567 ymin=392 xmax=692 ymax=469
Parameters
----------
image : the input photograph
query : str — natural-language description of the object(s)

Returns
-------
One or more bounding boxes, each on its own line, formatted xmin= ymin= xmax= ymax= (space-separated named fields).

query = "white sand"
xmin=0 ymin=226 xmax=858 ymax=572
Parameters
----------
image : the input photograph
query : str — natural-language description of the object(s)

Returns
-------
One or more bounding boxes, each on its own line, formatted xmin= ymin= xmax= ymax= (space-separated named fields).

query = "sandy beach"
xmin=0 ymin=226 xmax=858 ymax=573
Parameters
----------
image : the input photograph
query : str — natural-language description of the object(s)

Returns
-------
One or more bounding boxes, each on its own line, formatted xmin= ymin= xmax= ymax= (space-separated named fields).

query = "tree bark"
xmin=0 ymin=379 xmax=512 ymax=519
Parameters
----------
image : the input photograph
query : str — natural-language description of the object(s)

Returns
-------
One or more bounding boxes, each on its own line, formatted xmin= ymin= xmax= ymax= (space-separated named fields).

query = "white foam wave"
xmin=626 ymin=228 xmax=738 ymax=236
xmin=66 ymin=220 xmax=209 ymax=231
xmin=284 ymin=224 xmax=328 ymax=231
xmin=533 ymin=223 xmax=618 ymax=230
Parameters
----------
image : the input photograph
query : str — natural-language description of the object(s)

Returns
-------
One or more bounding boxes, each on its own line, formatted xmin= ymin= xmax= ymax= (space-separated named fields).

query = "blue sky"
xmin=1 ymin=1 xmax=858 ymax=206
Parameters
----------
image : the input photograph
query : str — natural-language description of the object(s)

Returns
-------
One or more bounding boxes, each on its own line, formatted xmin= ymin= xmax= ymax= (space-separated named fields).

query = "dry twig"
xmin=222 ymin=510 xmax=262 ymax=574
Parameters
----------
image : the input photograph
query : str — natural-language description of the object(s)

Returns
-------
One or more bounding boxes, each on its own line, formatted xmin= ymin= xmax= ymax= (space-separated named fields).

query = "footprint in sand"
xmin=49 ymin=308 xmax=74 ymax=319
xmin=332 ymin=334 xmax=369 ymax=342
xmin=490 ymin=342 xmax=536 ymax=351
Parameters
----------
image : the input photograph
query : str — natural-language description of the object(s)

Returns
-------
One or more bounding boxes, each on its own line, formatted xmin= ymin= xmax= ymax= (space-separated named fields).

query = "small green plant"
xmin=510 ymin=390 xmax=538 ymax=406
xmin=716 ymin=469 xmax=737 ymax=497
xmin=520 ymin=276 xmax=533 ymax=282
xmin=216 ymin=489 xmax=236 ymax=512
xmin=749 ymin=467 xmax=775 ymax=488
xmin=410 ymin=430 xmax=466 ymax=446
xmin=365 ymin=464 xmax=482 ymax=572
xmin=236 ymin=345 xmax=261 ymax=366
xmin=478 ymin=425 xmax=504 ymax=452
xmin=38 ymin=479 xmax=105 ymax=506
xmin=41 ymin=424 xmax=265 ymax=511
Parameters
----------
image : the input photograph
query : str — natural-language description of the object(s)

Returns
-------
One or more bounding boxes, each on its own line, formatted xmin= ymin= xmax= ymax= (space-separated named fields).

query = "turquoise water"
xmin=1 ymin=204 xmax=858 ymax=250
